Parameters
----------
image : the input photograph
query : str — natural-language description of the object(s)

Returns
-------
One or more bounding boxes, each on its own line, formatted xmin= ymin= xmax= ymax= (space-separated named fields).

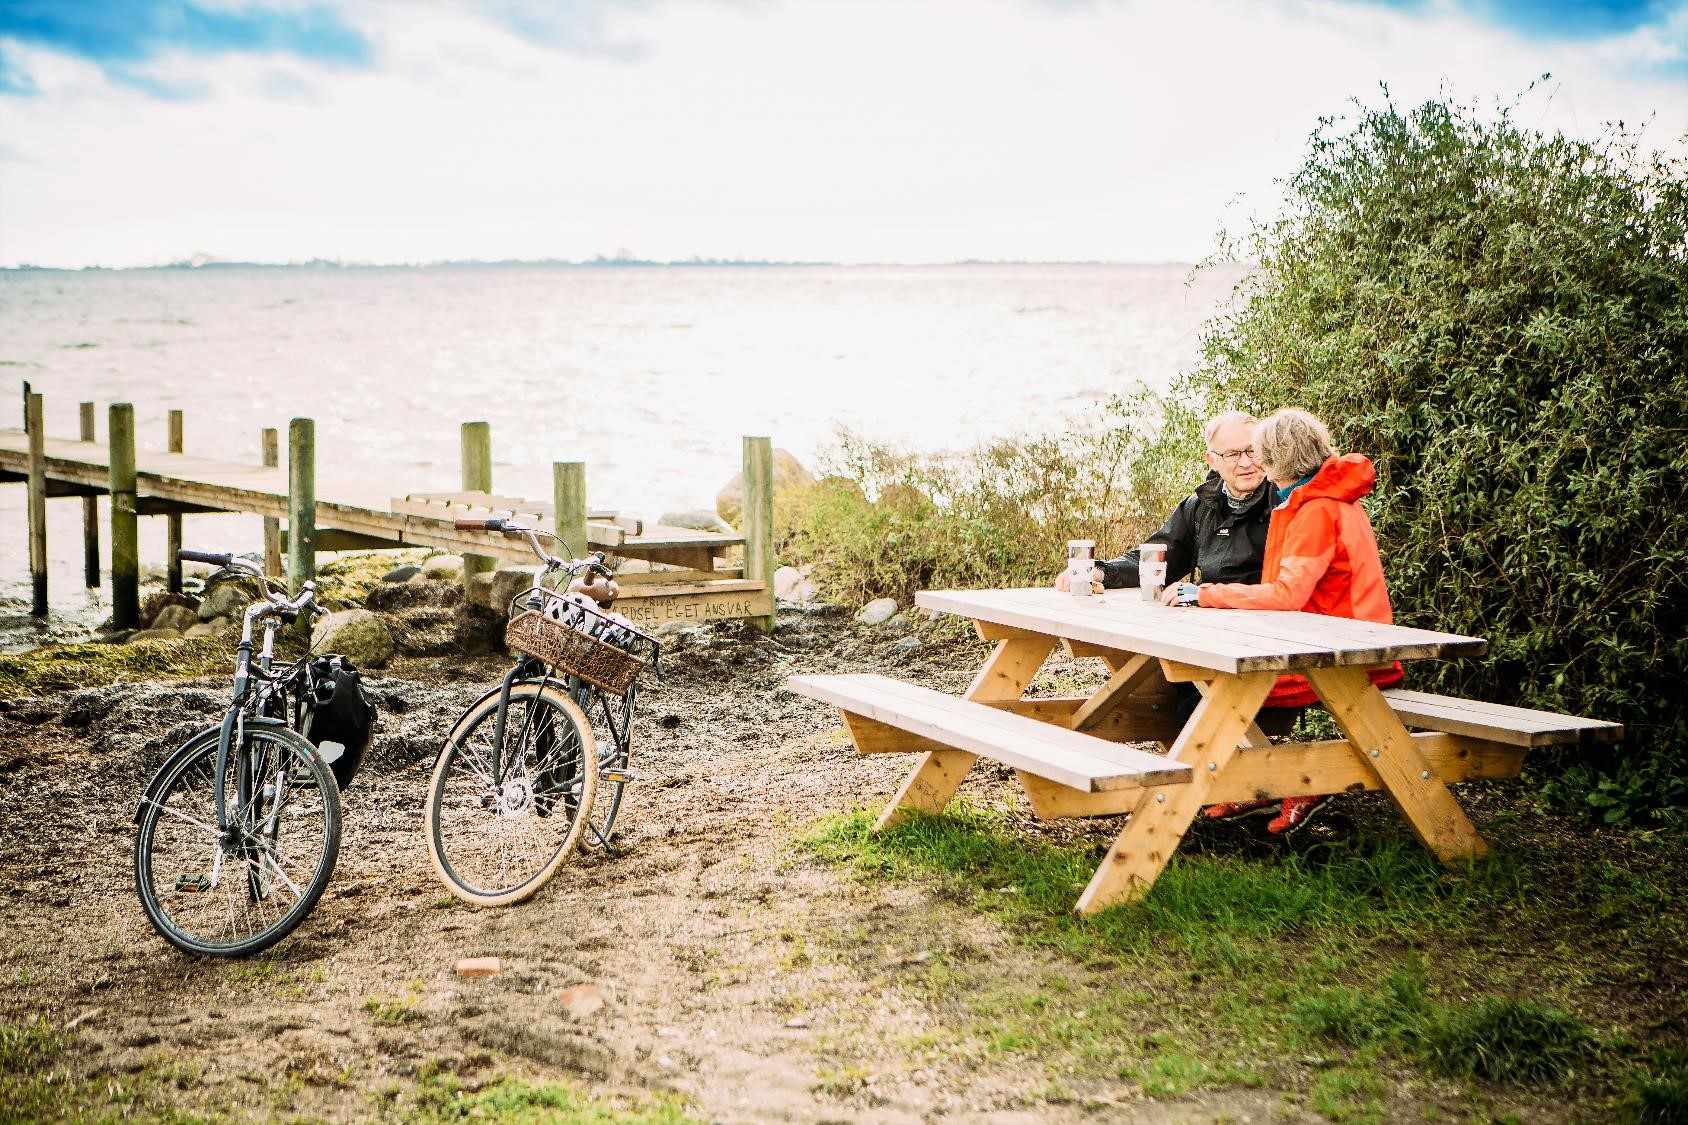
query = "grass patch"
xmin=0 ymin=636 xmax=231 ymax=699
xmin=1620 ymin=1048 xmax=1688 ymax=1124
xmin=1420 ymin=997 xmax=1600 ymax=1084
xmin=404 ymin=1073 xmax=699 ymax=1123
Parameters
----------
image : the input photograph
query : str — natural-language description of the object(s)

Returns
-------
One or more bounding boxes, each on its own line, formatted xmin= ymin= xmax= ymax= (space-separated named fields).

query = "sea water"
xmin=0 ymin=262 xmax=1245 ymax=650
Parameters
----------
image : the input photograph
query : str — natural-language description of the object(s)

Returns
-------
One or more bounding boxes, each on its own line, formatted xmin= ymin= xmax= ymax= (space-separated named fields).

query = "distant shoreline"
xmin=1 ymin=258 xmax=1208 ymax=274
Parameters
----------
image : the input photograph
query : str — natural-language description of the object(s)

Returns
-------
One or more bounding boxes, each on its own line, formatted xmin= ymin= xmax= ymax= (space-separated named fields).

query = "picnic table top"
xmin=914 ymin=587 xmax=1488 ymax=676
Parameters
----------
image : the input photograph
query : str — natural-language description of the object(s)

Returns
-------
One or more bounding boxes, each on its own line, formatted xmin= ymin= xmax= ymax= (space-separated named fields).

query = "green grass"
xmin=403 ymin=1073 xmax=700 ymax=1123
xmin=0 ymin=636 xmax=232 ymax=699
xmin=800 ymin=803 xmax=1683 ymax=1114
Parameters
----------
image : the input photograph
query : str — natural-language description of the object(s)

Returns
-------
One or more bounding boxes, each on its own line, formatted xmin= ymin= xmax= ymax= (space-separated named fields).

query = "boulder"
xmin=464 ymin=570 xmax=497 ymax=611
xmin=489 ymin=567 xmax=543 ymax=614
xmin=421 ymin=554 xmax=465 ymax=580
xmin=311 ymin=609 xmax=395 ymax=669
xmin=382 ymin=564 xmax=421 ymax=583
xmin=198 ymin=578 xmax=259 ymax=621
xmin=855 ymin=598 xmax=900 ymax=626
xmin=658 ymin=510 xmax=735 ymax=534
xmin=150 ymin=604 xmax=199 ymax=633
xmin=774 ymin=565 xmax=818 ymax=604
xmin=891 ymin=636 xmax=924 ymax=654
xmin=141 ymin=591 xmax=198 ymax=629
xmin=716 ymin=449 xmax=814 ymax=525
xmin=184 ymin=621 xmax=223 ymax=639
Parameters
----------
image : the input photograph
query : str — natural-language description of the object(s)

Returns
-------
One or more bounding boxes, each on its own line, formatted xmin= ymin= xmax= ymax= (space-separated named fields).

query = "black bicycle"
xmin=133 ymin=551 xmax=373 ymax=956
xmin=424 ymin=520 xmax=660 ymax=906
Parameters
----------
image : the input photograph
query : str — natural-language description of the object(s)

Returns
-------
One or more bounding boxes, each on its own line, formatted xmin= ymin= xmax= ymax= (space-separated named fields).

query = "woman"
xmin=1164 ymin=407 xmax=1402 ymax=834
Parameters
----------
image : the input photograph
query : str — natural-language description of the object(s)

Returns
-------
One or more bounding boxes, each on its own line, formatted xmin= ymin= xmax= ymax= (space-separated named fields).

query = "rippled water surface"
xmin=1 ymin=262 xmax=1243 ymax=649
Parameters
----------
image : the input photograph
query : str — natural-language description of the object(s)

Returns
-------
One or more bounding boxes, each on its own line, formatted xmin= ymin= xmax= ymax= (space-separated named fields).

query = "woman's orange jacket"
xmin=1198 ymin=453 xmax=1402 ymax=708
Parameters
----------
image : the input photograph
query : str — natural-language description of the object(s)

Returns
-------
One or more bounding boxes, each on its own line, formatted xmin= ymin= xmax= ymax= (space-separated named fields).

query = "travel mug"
xmin=1139 ymin=542 xmax=1167 ymax=601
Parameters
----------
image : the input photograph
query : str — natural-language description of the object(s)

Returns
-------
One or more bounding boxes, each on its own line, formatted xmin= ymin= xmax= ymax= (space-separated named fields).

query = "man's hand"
xmin=1054 ymin=566 xmax=1104 ymax=593
xmin=1162 ymin=582 xmax=1201 ymax=607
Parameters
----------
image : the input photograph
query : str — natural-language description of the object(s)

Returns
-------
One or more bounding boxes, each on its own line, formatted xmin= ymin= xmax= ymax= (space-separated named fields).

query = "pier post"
xmin=553 ymin=462 xmax=587 ymax=560
xmin=262 ymin=428 xmax=282 ymax=577
xmin=80 ymin=403 xmax=99 ymax=587
xmin=109 ymin=403 xmax=140 ymax=629
xmin=287 ymin=418 xmax=316 ymax=594
xmin=461 ymin=421 xmax=494 ymax=588
xmin=742 ymin=435 xmax=775 ymax=634
xmin=166 ymin=409 xmax=184 ymax=593
xmin=25 ymin=392 xmax=46 ymax=616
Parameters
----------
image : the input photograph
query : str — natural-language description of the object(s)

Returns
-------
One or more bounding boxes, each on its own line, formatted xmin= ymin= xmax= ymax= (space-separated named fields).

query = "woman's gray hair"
xmin=1256 ymin=408 xmax=1337 ymax=480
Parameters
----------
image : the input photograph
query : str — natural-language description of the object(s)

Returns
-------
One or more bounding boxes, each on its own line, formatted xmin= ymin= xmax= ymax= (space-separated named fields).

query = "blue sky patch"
xmin=1358 ymin=0 xmax=1680 ymax=38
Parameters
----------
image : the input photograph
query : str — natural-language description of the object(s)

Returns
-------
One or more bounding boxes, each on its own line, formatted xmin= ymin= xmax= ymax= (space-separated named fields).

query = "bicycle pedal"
xmin=600 ymin=768 xmax=637 ymax=785
xmin=175 ymin=874 xmax=211 ymax=894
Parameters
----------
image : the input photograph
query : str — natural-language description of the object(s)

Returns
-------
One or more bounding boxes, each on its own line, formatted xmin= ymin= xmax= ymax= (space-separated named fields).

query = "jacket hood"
xmin=1296 ymin=453 xmax=1376 ymax=505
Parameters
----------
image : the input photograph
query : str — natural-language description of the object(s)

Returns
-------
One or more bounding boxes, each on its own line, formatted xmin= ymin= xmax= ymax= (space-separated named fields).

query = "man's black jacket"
xmin=1097 ymin=471 xmax=1272 ymax=588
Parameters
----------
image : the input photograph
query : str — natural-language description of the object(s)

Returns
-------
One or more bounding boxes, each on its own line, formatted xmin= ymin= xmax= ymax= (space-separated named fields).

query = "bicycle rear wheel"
xmin=425 ymin=682 xmax=596 ymax=906
xmin=575 ymin=682 xmax=635 ymax=850
xmin=134 ymin=726 xmax=341 ymax=957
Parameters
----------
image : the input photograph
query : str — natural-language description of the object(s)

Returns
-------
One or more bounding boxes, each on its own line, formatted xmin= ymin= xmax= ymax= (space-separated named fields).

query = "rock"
xmin=891 ymin=636 xmax=924 ymax=653
xmin=126 ymin=628 xmax=182 ymax=644
xmin=197 ymin=579 xmax=257 ymax=621
xmin=455 ymin=957 xmax=500 ymax=978
xmin=311 ymin=609 xmax=395 ymax=668
xmin=382 ymin=565 xmax=421 ymax=583
xmin=150 ymin=604 xmax=199 ymax=633
xmin=855 ymin=598 xmax=899 ymax=626
xmin=463 ymin=571 xmax=497 ymax=611
xmin=557 ymin=983 xmax=605 ymax=1020
xmin=887 ymin=612 xmax=912 ymax=632
xmin=716 ymin=449 xmax=814 ymax=525
xmin=183 ymin=622 xmax=222 ymax=638
xmin=489 ymin=567 xmax=543 ymax=614
xmin=140 ymin=591 xmax=198 ymax=629
xmin=658 ymin=510 xmax=734 ymax=534
xmin=773 ymin=566 xmax=807 ymax=600
xmin=421 ymin=555 xmax=464 ymax=580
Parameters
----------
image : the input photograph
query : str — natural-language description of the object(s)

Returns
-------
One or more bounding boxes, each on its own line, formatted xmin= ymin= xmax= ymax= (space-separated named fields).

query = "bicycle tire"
xmin=425 ymin=682 xmax=597 ymax=906
xmin=574 ymin=683 xmax=633 ymax=850
xmin=134 ymin=725 xmax=341 ymax=957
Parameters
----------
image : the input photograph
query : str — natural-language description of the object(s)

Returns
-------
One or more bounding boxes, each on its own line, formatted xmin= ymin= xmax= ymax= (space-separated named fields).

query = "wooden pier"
xmin=2 ymin=390 xmax=774 ymax=633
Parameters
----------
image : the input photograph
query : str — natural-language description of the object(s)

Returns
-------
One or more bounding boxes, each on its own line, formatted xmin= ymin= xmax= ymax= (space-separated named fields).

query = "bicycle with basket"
xmin=132 ymin=550 xmax=377 ymax=956
xmin=423 ymin=519 xmax=661 ymax=906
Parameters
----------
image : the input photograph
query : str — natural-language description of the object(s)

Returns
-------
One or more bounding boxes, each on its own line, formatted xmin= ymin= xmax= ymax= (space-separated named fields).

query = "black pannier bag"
xmin=301 ymin=655 xmax=376 ymax=790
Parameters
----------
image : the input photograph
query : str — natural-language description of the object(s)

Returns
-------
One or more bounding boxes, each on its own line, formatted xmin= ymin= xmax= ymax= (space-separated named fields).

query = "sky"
xmin=0 ymin=0 xmax=1683 ymax=269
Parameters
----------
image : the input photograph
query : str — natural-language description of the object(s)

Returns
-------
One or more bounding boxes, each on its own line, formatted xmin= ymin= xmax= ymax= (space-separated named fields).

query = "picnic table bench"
xmin=789 ymin=588 xmax=1621 ymax=914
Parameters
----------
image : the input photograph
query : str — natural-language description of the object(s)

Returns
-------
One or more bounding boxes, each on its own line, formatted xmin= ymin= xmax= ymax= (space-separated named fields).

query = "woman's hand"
xmin=1162 ymin=582 xmax=1201 ymax=607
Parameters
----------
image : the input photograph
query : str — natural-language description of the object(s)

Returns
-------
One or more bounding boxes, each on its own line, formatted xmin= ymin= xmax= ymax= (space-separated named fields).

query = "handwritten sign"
xmin=615 ymin=588 xmax=772 ymax=626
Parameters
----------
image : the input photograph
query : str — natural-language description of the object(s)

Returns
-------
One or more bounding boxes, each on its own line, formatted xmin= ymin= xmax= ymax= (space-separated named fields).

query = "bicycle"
xmin=133 ymin=551 xmax=370 ymax=956
xmin=424 ymin=520 xmax=661 ymax=906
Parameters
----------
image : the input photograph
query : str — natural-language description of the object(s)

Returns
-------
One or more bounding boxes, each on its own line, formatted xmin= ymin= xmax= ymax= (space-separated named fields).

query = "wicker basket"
xmin=503 ymin=591 xmax=657 ymax=695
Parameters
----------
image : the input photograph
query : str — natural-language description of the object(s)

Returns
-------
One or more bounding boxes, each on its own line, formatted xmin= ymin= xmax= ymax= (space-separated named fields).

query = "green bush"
xmin=777 ymin=390 xmax=1199 ymax=606
xmin=1182 ymin=84 xmax=1688 ymax=823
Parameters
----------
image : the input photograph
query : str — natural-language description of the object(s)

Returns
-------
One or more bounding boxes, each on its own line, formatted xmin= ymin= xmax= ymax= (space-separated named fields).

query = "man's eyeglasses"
xmin=1209 ymin=446 xmax=1258 ymax=464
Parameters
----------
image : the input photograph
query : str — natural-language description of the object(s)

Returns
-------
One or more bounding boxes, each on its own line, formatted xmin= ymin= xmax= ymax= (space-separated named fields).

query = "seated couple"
xmin=1054 ymin=407 xmax=1402 ymax=835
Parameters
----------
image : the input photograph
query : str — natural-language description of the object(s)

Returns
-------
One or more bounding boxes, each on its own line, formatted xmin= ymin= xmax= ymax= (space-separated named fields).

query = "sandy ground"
xmin=0 ymin=603 xmax=1525 ymax=1123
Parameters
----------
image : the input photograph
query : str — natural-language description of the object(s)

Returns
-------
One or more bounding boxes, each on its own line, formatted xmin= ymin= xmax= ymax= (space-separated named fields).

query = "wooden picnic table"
xmin=790 ymin=587 xmax=1620 ymax=915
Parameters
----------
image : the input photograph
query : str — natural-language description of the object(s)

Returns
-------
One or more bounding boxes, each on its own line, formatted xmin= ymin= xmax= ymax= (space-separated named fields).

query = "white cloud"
xmin=1 ymin=0 xmax=1683 ymax=268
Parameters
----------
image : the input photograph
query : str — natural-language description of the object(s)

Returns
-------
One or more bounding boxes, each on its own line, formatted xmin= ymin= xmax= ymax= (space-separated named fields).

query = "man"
xmin=1055 ymin=410 xmax=1272 ymax=593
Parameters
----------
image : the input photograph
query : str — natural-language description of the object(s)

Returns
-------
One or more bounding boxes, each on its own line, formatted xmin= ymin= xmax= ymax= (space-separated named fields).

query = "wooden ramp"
xmin=1 ymin=422 xmax=773 ymax=630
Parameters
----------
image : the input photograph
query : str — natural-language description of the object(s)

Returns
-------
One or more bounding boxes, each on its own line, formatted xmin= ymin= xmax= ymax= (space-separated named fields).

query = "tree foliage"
xmin=1184 ymin=85 xmax=1688 ymax=822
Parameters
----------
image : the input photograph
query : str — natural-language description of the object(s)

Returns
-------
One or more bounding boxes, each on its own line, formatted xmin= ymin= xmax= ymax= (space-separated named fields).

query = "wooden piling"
xmin=166 ymin=409 xmax=184 ymax=593
xmin=79 ymin=403 xmax=99 ymax=587
xmin=461 ymin=421 xmax=494 ymax=586
xmin=287 ymin=418 xmax=316 ymax=594
xmin=262 ymin=428 xmax=282 ymax=577
xmin=553 ymin=462 xmax=587 ymax=560
xmin=25 ymin=392 xmax=46 ymax=616
xmin=109 ymin=403 xmax=140 ymax=629
xmin=742 ymin=436 xmax=775 ymax=634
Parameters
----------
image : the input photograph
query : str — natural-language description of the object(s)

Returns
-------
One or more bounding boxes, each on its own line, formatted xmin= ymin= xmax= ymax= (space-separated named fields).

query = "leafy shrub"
xmin=1183 ymin=84 xmax=1688 ymax=823
xmin=776 ymin=390 xmax=1199 ymax=606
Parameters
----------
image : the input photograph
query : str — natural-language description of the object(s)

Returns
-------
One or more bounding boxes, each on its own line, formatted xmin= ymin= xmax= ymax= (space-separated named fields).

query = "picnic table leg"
xmin=873 ymin=633 xmax=1055 ymax=830
xmin=1075 ymin=670 xmax=1277 ymax=915
xmin=1305 ymin=667 xmax=1489 ymax=863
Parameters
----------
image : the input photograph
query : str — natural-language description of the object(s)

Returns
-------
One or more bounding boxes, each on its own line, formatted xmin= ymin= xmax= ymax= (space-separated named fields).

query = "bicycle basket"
xmin=504 ymin=587 xmax=659 ymax=695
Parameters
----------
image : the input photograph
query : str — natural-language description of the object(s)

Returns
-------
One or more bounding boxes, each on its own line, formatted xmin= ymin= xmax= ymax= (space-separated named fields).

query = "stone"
xmin=382 ymin=565 xmax=421 ymax=583
xmin=716 ymin=449 xmax=814 ymax=525
xmin=891 ymin=636 xmax=924 ymax=653
xmin=197 ymin=579 xmax=257 ymax=621
xmin=455 ymin=957 xmax=500 ymax=978
xmin=464 ymin=571 xmax=497 ymax=611
xmin=855 ymin=598 xmax=900 ymax=626
xmin=421 ymin=554 xmax=464 ymax=580
xmin=773 ymin=566 xmax=804 ymax=599
xmin=311 ymin=609 xmax=395 ymax=669
xmin=489 ymin=567 xmax=543 ymax=614
xmin=658 ymin=510 xmax=734 ymax=534
xmin=183 ymin=622 xmax=221 ymax=638
xmin=557 ymin=983 xmax=605 ymax=1020
xmin=150 ymin=604 xmax=199 ymax=633
xmin=140 ymin=591 xmax=198 ymax=629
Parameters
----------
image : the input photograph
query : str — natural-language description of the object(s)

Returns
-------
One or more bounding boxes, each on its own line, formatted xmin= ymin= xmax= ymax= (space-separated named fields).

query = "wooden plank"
xmin=262 ymin=428 xmax=282 ymax=577
xmin=1070 ymin=653 xmax=1157 ymax=732
xmin=1307 ymin=666 xmax=1488 ymax=864
xmin=743 ymin=436 xmax=775 ymax=634
xmin=976 ymin=697 xmax=1183 ymax=745
xmin=461 ymin=422 xmax=495 ymax=584
xmin=609 ymin=585 xmax=773 ymax=629
xmin=613 ymin=567 xmax=745 ymax=586
xmin=166 ymin=409 xmax=183 ymax=593
xmin=108 ymin=405 xmax=139 ymax=629
xmin=79 ymin=403 xmax=99 ymax=588
xmin=1076 ymin=670 xmax=1279 ymax=914
xmin=839 ymin=712 xmax=958 ymax=756
xmin=1381 ymin=689 xmax=1622 ymax=747
xmin=25 ymin=393 xmax=46 ymax=615
xmin=288 ymin=418 xmax=316 ymax=591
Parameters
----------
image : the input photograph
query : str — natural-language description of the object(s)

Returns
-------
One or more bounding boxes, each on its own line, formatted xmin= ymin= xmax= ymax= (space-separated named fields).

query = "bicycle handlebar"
xmin=178 ymin=548 xmax=236 ymax=568
xmin=449 ymin=520 xmax=611 ymax=579
xmin=178 ymin=549 xmax=323 ymax=618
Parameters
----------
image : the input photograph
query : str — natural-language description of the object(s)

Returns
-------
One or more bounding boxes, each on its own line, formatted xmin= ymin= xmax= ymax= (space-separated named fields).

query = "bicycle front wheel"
xmin=134 ymin=726 xmax=341 ymax=957
xmin=425 ymin=682 xmax=597 ymax=906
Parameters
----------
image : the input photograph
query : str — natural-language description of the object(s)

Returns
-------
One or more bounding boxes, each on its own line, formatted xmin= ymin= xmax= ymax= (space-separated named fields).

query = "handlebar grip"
xmin=454 ymin=517 xmax=507 ymax=531
xmin=178 ymin=549 xmax=235 ymax=567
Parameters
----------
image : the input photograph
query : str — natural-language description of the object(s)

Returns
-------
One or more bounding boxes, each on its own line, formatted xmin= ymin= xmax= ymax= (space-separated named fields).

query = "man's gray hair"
xmin=1256 ymin=408 xmax=1337 ymax=479
xmin=1203 ymin=410 xmax=1257 ymax=449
